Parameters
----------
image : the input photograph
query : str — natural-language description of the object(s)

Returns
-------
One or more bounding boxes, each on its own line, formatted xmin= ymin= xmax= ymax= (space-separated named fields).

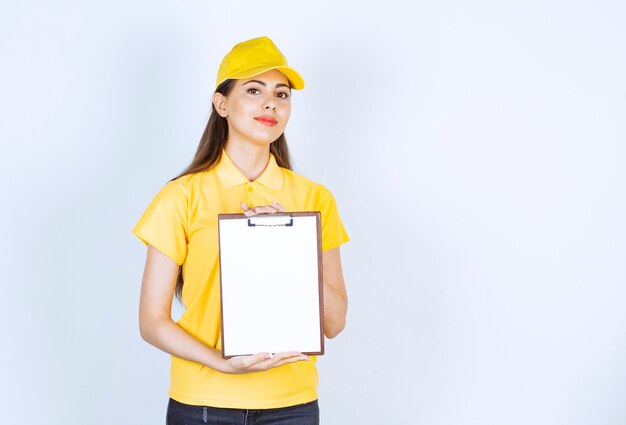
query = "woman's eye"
xmin=247 ymin=88 xmax=260 ymax=95
xmin=277 ymin=92 xmax=290 ymax=99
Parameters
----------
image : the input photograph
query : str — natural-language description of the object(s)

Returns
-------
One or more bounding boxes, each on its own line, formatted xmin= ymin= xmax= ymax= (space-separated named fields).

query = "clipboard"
xmin=217 ymin=211 xmax=324 ymax=358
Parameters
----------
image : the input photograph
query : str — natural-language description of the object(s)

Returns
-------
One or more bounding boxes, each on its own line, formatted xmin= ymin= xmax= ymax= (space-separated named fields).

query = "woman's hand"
xmin=241 ymin=201 xmax=285 ymax=216
xmin=220 ymin=351 xmax=310 ymax=374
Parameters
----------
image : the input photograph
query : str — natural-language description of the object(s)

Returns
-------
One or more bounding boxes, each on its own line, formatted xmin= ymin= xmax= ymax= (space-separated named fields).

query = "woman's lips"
xmin=254 ymin=116 xmax=277 ymax=126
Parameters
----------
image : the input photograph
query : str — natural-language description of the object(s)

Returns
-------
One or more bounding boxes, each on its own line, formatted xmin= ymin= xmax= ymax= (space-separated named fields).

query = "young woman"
xmin=133 ymin=36 xmax=349 ymax=425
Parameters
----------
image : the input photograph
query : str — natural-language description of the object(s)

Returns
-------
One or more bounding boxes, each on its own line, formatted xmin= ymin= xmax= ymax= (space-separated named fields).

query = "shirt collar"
xmin=215 ymin=150 xmax=284 ymax=190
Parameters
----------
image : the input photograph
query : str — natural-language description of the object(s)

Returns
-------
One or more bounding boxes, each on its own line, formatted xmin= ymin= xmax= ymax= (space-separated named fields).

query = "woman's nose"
xmin=263 ymin=98 xmax=276 ymax=111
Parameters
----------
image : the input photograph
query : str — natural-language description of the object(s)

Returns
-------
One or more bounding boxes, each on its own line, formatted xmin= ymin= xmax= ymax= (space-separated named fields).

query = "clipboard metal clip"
xmin=247 ymin=214 xmax=294 ymax=227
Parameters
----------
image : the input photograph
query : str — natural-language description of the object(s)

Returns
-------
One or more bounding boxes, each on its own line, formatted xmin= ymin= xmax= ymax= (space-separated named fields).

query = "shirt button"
xmin=248 ymin=186 xmax=253 ymax=192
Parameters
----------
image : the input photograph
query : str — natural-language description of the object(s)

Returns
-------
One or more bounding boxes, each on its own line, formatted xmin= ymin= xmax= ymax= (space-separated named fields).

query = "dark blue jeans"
xmin=166 ymin=398 xmax=319 ymax=425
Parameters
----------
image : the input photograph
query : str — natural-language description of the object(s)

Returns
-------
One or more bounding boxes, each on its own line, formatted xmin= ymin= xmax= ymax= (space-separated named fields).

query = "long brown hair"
xmin=171 ymin=79 xmax=293 ymax=302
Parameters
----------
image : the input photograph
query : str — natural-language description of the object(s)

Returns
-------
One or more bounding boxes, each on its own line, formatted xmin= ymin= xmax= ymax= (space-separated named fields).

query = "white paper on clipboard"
xmin=217 ymin=212 xmax=324 ymax=358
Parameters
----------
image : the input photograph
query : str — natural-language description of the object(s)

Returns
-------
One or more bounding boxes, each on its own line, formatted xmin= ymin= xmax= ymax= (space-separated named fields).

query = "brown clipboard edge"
xmin=217 ymin=211 xmax=325 ymax=359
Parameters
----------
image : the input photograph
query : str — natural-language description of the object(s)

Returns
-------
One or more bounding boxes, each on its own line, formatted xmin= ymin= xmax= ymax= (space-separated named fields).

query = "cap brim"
xmin=219 ymin=65 xmax=305 ymax=90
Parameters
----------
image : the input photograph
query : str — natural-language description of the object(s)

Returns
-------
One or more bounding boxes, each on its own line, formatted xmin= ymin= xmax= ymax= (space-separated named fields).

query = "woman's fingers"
xmin=268 ymin=354 xmax=310 ymax=368
xmin=233 ymin=351 xmax=308 ymax=372
xmin=269 ymin=351 xmax=307 ymax=363
xmin=254 ymin=205 xmax=278 ymax=214
xmin=242 ymin=202 xmax=286 ymax=217
xmin=242 ymin=204 xmax=272 ymax=216
xmin=271 ymin=201 xmax=286 ymax=212
xmin=240 ymin=352 xmax=272 ymax=368
xmin=253 ymin=352 xmax=308 ymax=369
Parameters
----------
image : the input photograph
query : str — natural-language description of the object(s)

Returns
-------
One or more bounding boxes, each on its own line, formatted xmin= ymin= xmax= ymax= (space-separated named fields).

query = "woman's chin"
xmin=229 ymin=129 xmax=284 ymax=147
xmin=249 ymin=134 xmax=283 ymax=146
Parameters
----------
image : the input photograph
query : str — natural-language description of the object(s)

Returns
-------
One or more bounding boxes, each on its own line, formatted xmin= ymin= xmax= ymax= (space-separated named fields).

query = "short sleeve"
xmin=132 ymin=180 xmax=189 ymax=265
xmin=317 ymin=185 xmax=350 ymax=252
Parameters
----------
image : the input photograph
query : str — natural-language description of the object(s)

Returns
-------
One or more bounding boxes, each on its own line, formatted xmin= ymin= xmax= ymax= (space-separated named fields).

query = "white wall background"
xmin=1 ymin=0 xmax=625 ymax=424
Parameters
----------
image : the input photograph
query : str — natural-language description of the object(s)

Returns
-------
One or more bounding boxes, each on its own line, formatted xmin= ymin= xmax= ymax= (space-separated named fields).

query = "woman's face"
xmin=215 ymin=69 xmax=292 ymax=147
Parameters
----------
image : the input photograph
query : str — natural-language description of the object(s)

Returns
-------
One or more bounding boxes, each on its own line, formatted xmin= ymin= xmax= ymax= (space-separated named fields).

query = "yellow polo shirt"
xmin=132 ymin=151 xmax=349 ymax=409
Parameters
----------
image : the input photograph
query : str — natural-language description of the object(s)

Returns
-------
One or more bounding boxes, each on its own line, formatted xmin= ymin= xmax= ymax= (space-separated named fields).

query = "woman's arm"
xmin=138 ymin=244 xmax=309 ymax=373
xmin=322 ymin=247 xmax=348 ymax=339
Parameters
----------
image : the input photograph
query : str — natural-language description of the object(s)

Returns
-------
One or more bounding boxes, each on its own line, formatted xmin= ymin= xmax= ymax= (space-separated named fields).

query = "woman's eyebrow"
xmin=242 ymin=79 xmax=290 ymax=89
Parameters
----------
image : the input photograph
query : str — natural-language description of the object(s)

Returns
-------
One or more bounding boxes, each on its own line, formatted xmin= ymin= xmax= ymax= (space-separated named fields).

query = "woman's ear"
xmin=213 ymin=92 xmax=228 ymax=117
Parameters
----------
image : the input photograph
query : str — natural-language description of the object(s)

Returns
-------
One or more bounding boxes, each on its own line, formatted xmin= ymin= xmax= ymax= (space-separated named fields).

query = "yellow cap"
xmin=215 ymin=36 xmax=305 ymax=91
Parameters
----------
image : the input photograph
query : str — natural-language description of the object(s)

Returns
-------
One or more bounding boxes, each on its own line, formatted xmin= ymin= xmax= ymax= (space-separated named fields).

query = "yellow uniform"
xmin=132 ymin=151 xmax=349 ymax=409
